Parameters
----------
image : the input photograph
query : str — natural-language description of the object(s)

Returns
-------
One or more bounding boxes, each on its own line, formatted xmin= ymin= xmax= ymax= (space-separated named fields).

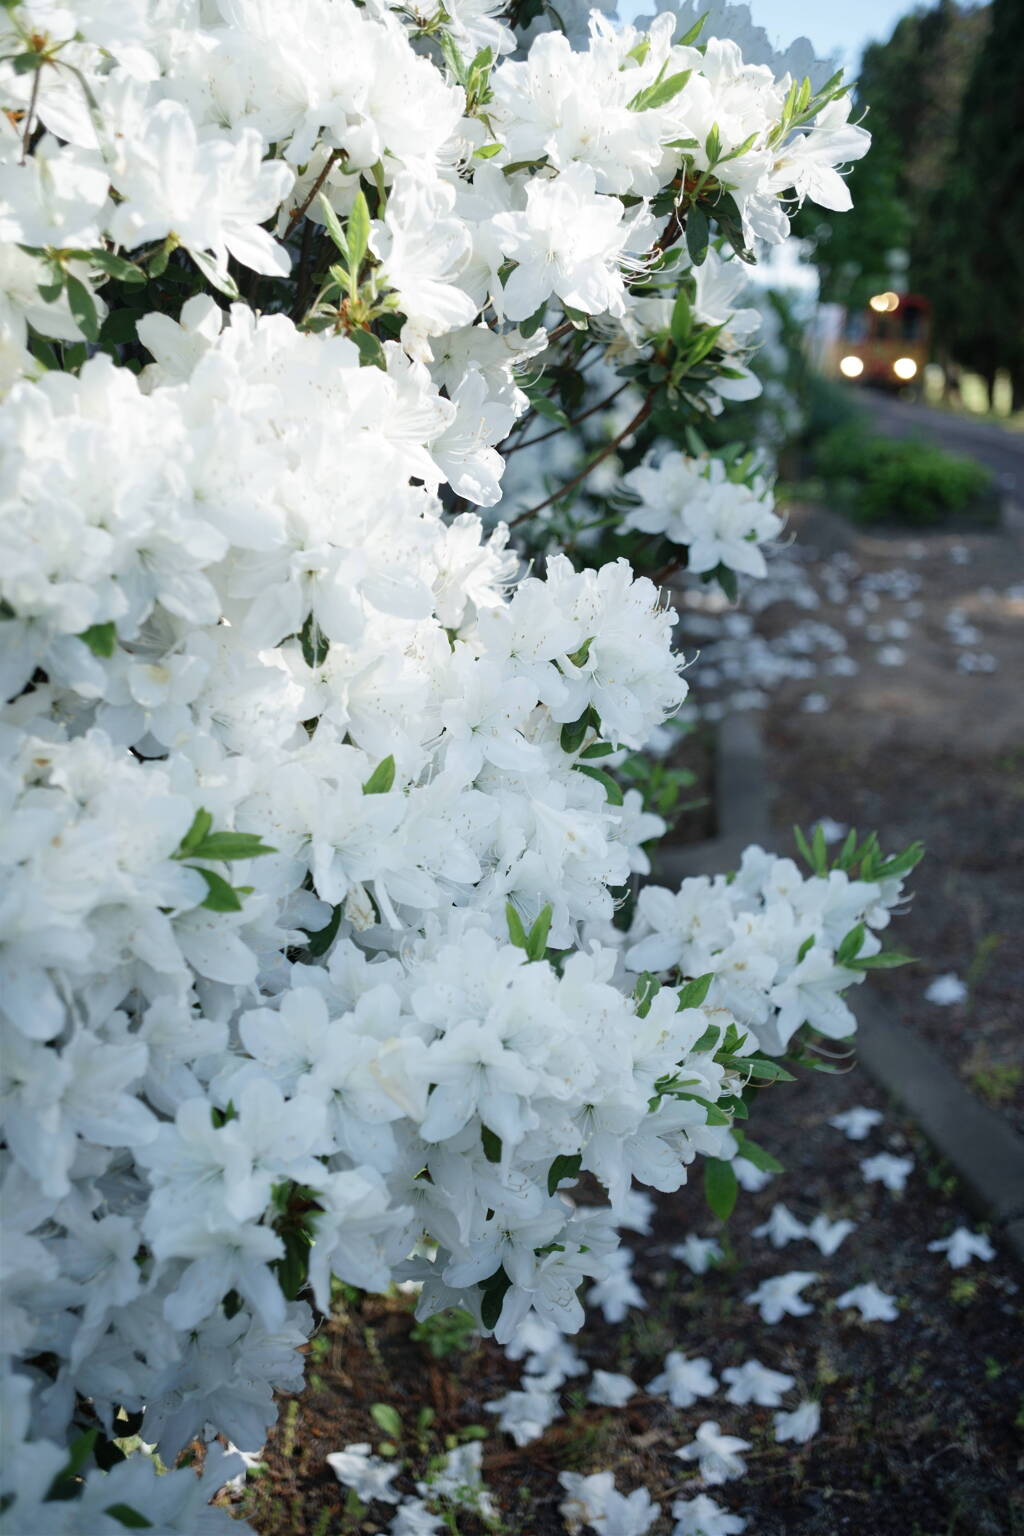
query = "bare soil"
xmin=230 ymin=1061 xmax=1024 ymax=1536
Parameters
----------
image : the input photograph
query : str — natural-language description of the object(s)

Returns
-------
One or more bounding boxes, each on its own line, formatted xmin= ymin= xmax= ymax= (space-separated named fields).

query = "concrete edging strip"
xmin=654 ymin=708 xmax=1024 ymax=1263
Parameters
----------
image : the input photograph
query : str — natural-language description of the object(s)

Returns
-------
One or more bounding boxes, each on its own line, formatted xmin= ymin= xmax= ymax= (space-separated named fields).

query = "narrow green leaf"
xmin=704 ymin=1157 xmax=738 ymax=1221
xmin=187 ymin=831 xmax=277 ymax=862
xmin=177 ymin=808 xmax=213 ymax=858
xmin=66 ymin=274 xmax=99 ymax=342
xmin=505 ymin=902 xmax=528 ymax=951
xmin=580 ymin=741 xmax=614 ymax=759
xmin=670 ymin=285 xmax=692 ymax=347
xmin=574 ymin=763 xmax=623 ymax=805
xmin=628 ymin=67 xmax=693 ymax=112
xmin=845 ymin=950 xmax=916 ymax=971
xmin=481 ymin=1125 xmax=502 ymax=1163
xmin=362 ymin=755 xmax=396 ymax=795
xmin=735 ymin=1134 xmax=784 ymax=1174
xmin=474 ymin=143 xmax=503 ymax=158
xmin=678 ymin=10 xmax=709 ymax=46
xmin=796 ymin=933 xmax=816 ymax=963
xmin=525 ymin=904 xmax=553 ymax=962
xmin=192 ymin=867 xmax=245 ymax=912
xmin=318 ymin=193 xmax=349 ymax=260
xmin=85 ymin=249 xmax=147 ymax=286
xmin=685 ymin=204 xmax=710 ymax=266
xmin=346 ymin=190 xmax=371 ymax=276
xmin=104 ymin=1506 xmax=153 ymax=1530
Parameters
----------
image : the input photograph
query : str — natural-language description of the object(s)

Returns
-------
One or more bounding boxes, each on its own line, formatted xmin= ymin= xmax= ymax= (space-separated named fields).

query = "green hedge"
xmin=815 ymin=422 xmax=995 ymax=525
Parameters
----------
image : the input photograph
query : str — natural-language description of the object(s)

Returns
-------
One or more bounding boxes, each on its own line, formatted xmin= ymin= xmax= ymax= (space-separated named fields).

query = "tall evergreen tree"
xmin=921 ymin=0 xmax=1024 ymax=406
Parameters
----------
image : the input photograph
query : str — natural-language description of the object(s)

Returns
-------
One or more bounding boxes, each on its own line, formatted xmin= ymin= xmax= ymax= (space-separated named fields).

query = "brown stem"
xmin=20 ymin=64 xmax=42 ymax=164
xmin=286 ymin=148 xmax=343 ymax=232
xmin=509 ymin=391 xmax=654 ymax=529
xmin=503 ymin=382 xmax=629 ymax=457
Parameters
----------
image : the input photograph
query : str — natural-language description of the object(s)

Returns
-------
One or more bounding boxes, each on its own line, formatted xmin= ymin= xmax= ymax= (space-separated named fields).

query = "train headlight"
xmin=893 ymin=357 xmax=918 ymax=380
xmin=840 ymin=355 xmax=865 ymax=379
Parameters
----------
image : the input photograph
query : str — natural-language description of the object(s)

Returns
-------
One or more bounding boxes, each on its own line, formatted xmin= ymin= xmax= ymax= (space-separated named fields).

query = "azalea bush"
xmin=0 ymin=0 xmax=921 ymax=1528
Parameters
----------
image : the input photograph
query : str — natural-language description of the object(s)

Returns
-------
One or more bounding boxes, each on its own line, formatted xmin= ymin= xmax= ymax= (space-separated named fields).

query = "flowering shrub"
xmin=0 ymin=0 xmax=911 ymax=1526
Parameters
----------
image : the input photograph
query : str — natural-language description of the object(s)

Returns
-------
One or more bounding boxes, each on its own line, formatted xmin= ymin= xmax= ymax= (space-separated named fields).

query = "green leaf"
xmin=526 ymin=389 xmax=570 ymax=427
xmin=192 ymin=867 xmax=245 ymax=912
xmin=632 ymin=972 xmax=661 ymax=1018
xmin=304 ymin=903 xmax=341 ymax=957
xmin=362 ymin=755 xmax=396 ymax=795
xmin=691 ymin=1022 xmax=721 ymax=1053
xmin=796 ymin=933 xmax=816 ymax=963
xmin=188 ymin=246 xmax=239 ymax=299
xmin=299 ymin=612 xmax=330 ymax=669
xmin=705 ymin=121 xmax=722 ymax=166
xmin=670 ymin=285 xmax=692 ymax=347
xmin=66 ymin=274 xmax=100 ymax=342
xmin=518 ymin=302 xmax=548 ymax=339
xmin=835 ymin=924 xmax=865 ymax=967
xmin=675 ymin=1091 xmax=730 ymax=1125
xmin=346 ymin=190 xmax=371 ymax=276
xmin=525 ymin=904 xmax=553 ymax=962
xmin=845 ymin=950 xmax=916 ymax=971
xmin=47 ymin=1428 xmax=99 ymax=1498
xmin=187 ymin=831 xmax=277 ymax=862
xmin=350 ymin=328 xmax=386 ymax=369
xmin=99 ymin=307 xmax=143 ymax=345
xmin=481 ymin=1125 xmax=502 ymax=1163
xmin=177 ymin=808 xmax=213 ymax=857
xmin=574 ymin=764 xmax=623 ymax=805
xmin=318 ymin=192 xmax=349 ymax=260
xmin=580 ymin=740 xmax=614 ymax=759
xmin=479 ymin=1267 xmax=511 ymax=1331
xmin=547 ymin=1153 xmax=582 ymax=1195
xmin=12 ymin=50 xmax=43 ymax=74
xmin=505 ymin=902 xmax=528 ymax=951
xmin=678 ymin=10 xmax=709 ymax=45
xmin=734 ymin=1133 xmax=784 ymax=1174
xmin=147 ymin=239 xmax=174 ymax=279
xmin=105 ymin=1507 xmax=153 ymax=1530
xmin=685 ymin=204 xmax=710 ymax=266
xmin=677 ymin=972 xmax=713 ymax=1009
xmin=559 ymin=712 xmax=590 ymax=754
xmin=84 ymin=249 xmax=147 ymax=286
xmin=370 ymin=1403 xmax=403 ymax=1440
xmin=474 ymin=142 xmax=503 ymax=159
xmin=628 ymin=67 xmax=693 ymax=112
xmin=78 ymin=621 xmax=117 ymax=657
xmin=719 ymin=1052 xmax=796 ymax=1082
xmin=704 ymin=1157 xmax=738 ymax=1221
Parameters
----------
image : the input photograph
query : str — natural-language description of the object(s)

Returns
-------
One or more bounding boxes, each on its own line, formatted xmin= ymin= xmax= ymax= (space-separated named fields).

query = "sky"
xmin=745 ymin=0 xmax=916 ymax=69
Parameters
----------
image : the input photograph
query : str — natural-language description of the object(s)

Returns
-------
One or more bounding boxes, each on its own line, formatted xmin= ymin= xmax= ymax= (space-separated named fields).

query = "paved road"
xmin=852 ymin=387 xmax=1024 ymax=499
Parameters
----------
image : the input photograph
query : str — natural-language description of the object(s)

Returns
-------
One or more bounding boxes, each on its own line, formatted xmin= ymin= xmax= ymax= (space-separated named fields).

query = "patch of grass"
xmin=814 ymin=422 xmax=996 ymax=526
xmin=970 ymin=1060 xmax=1023 ymax=1106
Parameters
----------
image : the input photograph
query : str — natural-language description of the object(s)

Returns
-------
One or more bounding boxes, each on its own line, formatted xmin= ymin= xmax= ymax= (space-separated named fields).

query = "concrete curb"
xmin=654 ymin=709 xmax=1024 ymax=1264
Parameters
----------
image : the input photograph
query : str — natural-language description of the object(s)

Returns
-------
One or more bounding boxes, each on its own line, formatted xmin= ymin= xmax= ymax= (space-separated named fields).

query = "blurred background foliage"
xmin=794 ymin=0 xmax=1024 ymax=414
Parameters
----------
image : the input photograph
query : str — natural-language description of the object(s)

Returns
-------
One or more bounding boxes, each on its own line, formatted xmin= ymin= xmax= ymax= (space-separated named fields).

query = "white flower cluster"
xmin=619 ymin=446 xmax=782 ymax=579
xmin=624 ymin=841 xmax=915 ymax=1056
xmin=0 ymin=0 xmax=877 ymax=1523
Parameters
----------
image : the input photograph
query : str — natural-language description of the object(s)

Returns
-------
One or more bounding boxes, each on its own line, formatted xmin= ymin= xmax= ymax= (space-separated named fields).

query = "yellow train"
xmin=827 ymin=291 xmax=932 ymax=389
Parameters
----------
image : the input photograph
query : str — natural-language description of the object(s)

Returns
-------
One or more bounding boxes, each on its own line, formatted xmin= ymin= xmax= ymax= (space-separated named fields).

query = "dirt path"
xmin=678 ymin=505 xmax=1024 ymax=1137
